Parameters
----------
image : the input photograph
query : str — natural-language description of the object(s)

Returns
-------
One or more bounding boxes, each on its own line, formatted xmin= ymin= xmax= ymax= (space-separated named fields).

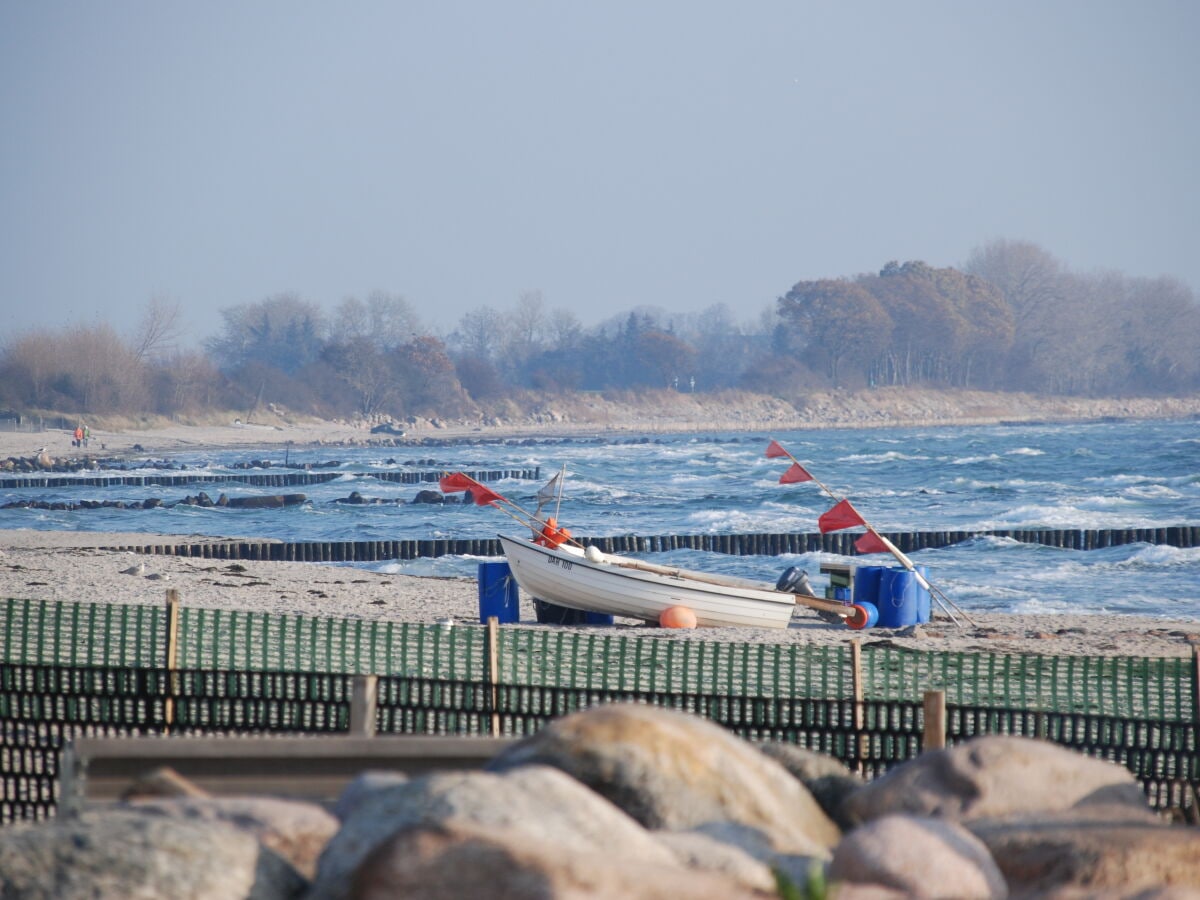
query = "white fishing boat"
xmin=498 ymin=533 xmax=849 ymax=629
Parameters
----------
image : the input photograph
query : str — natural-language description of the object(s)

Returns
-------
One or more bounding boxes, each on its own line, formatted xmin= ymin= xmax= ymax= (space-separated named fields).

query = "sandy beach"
xmin=2 ymin=394 xmax=1198 ymax=660
xmin=1 ymin=528 xmax=1197 ymax=659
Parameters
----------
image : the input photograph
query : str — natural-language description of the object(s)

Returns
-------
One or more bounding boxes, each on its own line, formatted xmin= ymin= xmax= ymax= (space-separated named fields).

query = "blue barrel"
xmin=583 ymin=610 xmax=614 ymax=625
xmin=853 ymin=565 xmax=888 ymax=608
xmin=478 ymin=561 xmax=520 ymax=624
xmin=876 ymin=565 xmax=931 ymax=628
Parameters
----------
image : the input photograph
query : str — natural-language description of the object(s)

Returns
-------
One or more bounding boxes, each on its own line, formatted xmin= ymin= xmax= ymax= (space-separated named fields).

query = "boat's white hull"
xmin=498 ymin=534 xmax=796 ymax=629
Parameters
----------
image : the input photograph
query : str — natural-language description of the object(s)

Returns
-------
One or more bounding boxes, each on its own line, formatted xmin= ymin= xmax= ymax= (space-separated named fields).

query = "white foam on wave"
xmin=1006 ymin=447 xmax=1045 ymax=456
xmin=1122 ymin=484 xmax=1182 ymax=500
xmin=952 ymin=453 xmax=1003 ymax=465
xmin=838 ymin=451 xmax=931 ymax=464
xmin=1101 ymin=544 xmax=1200 ymax=569
xmin=970 ymin=503 xmax=1160 ymax=530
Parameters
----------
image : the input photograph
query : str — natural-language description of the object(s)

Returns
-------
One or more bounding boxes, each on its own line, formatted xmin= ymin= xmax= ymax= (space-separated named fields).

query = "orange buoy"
xmin=659 ymin=605 xmax=698 ymax=629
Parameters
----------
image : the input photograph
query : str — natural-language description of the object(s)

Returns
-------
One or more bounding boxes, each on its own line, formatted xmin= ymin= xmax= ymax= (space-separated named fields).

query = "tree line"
xmin=1 ymin=240 xmax=1197 ymax=422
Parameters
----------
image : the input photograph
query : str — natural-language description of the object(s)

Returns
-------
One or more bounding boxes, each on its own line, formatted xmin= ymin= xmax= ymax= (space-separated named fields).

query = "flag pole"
xmin=442 ymin=471 xmax=587 ymax=549
xmin=768 ymin=440 xmax=974 ymax=627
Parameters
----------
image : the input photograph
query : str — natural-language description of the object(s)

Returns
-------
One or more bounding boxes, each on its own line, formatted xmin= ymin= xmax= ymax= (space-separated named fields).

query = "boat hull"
xmin=498 ymin=534 xmax=796 ymax=629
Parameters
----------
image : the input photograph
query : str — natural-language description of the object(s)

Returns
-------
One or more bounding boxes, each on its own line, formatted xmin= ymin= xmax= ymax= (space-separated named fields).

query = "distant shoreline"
xmin=2 ymin=387 xmax=1198 ymax=462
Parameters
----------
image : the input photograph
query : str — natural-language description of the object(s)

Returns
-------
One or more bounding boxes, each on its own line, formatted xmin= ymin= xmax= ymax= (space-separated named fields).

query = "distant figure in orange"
xmin=535 ymin=516 xmax=572 ymax=548
xmin=73 ymin=424 xmax=84 ymax=448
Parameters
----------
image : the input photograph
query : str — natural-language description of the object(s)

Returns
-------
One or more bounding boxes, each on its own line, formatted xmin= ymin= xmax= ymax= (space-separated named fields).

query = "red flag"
xmin=855 ymin=531 xmax=890 ymax=554
xmin=819 ymin=499 xmax=865 ymax=533
xmin=778 ymin=462 xmax=813 ymax=484
xmin=765 ymin=440 xmax=789 ymax=459
xmin=467 ymin=485 xmax=503 ymax=507
xmin=439 ymin=472 xmax=479 ymax=493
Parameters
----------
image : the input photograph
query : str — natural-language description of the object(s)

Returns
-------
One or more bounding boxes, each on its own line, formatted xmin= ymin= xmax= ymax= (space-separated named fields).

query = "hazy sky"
xmin=2 ymin=1 xmax=1196 ymax=345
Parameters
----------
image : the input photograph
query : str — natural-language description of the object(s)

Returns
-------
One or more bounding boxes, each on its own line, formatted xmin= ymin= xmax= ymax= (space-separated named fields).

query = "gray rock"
xmin=127 ymin=794 xmax=339 ymax=881
xmin=829 ymin=814 xmax=1007 ymax=899
xmin=841 ymin=734 xmax=1149 ymax=825
xmin=309 ymin=764 xmax=677 ymax=900
xmin=0 ymin=807 xmax=304 ymax=900
xmin=487 ymin=702 xmax=841 ymax=855
xmin=331 ymin=770 xmax=409 ymax=821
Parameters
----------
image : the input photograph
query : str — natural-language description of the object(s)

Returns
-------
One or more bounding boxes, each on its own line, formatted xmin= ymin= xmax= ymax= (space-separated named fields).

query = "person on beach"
xmin=73 ymin=424 xmax=83 ymax=448
xmin=83 ymin=425 xmax=90 ymax=447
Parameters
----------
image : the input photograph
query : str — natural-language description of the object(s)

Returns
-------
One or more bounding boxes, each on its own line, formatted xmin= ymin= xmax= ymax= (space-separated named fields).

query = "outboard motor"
xmin=775 ymin=566 xmax=812 ymax=595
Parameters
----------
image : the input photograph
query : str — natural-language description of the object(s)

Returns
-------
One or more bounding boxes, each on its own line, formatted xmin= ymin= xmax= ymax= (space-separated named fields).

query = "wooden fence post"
xmin=164 ymin=589 xmax=180 ymax=734
xmin=487 ymin=617 xmax=501 ymax=738
xmin=923 ymin=689 xmax=946 ymax=750
xmin=350 ymin=675 xmax=378 ymax=738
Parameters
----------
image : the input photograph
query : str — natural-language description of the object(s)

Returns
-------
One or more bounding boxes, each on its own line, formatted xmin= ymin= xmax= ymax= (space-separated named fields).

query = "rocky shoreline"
xmin=3 ymin=703 xmax=1197 ymax=898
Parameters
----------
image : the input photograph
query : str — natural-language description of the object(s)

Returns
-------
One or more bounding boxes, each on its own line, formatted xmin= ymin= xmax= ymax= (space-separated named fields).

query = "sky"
xmin=2 ymin=1 xmax=1197 ymax=347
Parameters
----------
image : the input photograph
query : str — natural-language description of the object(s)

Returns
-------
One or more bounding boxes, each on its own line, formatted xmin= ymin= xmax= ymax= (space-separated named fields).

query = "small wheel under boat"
xmin=845 ymin=602 xmax=879 ymax=630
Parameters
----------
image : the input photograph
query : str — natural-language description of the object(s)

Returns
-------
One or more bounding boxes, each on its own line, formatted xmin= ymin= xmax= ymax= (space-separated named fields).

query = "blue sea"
xmin=2 ymin=419 xmax=1198 ymax=619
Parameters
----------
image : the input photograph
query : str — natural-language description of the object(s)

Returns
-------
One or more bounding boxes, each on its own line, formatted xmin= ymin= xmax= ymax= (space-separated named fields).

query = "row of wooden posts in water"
xmin=0 ymin=468 xmax=541 ymax=490
xmin=100 ymin=525 xmax=1200 ymax=563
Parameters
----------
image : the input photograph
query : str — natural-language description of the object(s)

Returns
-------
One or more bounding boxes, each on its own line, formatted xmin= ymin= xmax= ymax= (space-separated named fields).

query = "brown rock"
xmin=488 ymin=702 xmax=840 ymax=855
xmin=971 ymin=814 xmax=1200 ymax=896
xmin=349 ymin=819 xmax=769 ymax=900
xmin=829 ymin=814 xmax=1007 ymax=899
xmin=758 ymin=740 xmax=864 ymax=830
xmin=841 ymin=735 xmax=1149 ymax=825
xmin=310 ymin=764 xmax=678 ymax=900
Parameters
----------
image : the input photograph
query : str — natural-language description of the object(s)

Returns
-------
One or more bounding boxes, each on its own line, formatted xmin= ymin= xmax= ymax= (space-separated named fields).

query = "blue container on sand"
xmin=478 ymin=561 xmax=520 ymax=624
xmin=853 ymin=565 xmax=888 ymax=608
xmin=876 ymin=565 xmax=931 ymax=628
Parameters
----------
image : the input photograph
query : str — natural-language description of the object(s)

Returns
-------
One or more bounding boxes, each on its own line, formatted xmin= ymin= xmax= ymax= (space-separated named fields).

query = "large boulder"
xmin=758 ymin=740 xmax=864 ymax=830
xmin=0 ymin=807 xmax=304 ymax=899
xmin=969 ymin=808 xmax=1200 ymax=896
xmin=349 ymin=819 xmax=768 ymax=899
xmin=841 ymin=735 xmax=1149 ymax=825
xmin=654 ymin=830 xmax=778 ymax=893
xmin=331 ymin=770 xmax=409 ymax=821
xmin=127 ymin=794 xmax=339 ymax=880
xmin=309 ymin=764 xmax=677 ymax=900
xmin=829 ymin=814 xmax=1007 ymax=899
xmin=487 ymin=702 xmax=841 ymax=855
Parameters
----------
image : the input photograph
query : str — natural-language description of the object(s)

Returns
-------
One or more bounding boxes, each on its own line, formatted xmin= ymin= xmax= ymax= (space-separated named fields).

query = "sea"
xmin=2 ymin=418 xmax=1198 ymax=620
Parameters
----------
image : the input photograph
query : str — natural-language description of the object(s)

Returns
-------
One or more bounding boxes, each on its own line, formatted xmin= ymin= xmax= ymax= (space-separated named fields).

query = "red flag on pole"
xmin=439 ymin=472 xmax=479 ymax=493
xmin=467 ymin=485 xmax=503 ymax=507
xmin=819 ymin=499 xmax=866 ymax=533
xmin=765 ymin=440 xmax=789 ymax=459
xmin=855 ymin=531 xmax=890 ymax=554
xmin=778 ymin=462 xmax=814 ymax=484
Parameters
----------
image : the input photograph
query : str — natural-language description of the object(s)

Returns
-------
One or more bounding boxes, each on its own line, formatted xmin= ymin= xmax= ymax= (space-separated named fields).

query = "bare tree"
xmin=131 ymin=295 xmax=183 ymax=363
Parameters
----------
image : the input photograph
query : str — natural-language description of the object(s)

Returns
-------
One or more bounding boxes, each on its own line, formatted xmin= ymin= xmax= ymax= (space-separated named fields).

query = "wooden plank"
xmin=59 ymin=734 xmax=514 ymax=814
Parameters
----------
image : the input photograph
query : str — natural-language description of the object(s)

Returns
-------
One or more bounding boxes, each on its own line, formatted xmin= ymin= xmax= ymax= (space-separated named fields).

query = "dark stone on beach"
xmin=412 ymin=489 xmax=444 ymax=504
xmin=223 ymin=494 xmax=307 ymax=509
